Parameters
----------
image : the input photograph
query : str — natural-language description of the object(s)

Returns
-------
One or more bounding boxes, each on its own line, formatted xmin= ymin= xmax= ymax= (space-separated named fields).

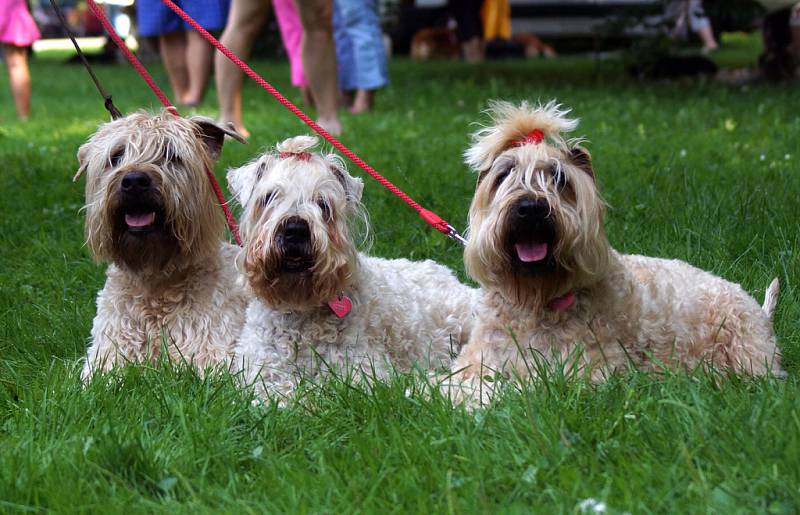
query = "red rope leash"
xmin=157 ymin=0 xmax=466 ymax=245
xmin=85 ymin=0 xmax=242 ymax=246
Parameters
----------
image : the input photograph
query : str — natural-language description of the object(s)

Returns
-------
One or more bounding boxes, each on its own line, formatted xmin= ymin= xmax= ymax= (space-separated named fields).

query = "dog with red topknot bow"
xmin=228 ymin=135 xmax=479 ymax=400
xmin=443 ymin=100 xmax=784 ymax=407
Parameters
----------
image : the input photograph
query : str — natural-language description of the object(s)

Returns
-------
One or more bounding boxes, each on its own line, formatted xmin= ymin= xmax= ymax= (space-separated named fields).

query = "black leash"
xmin=48 ymin=0 xmax=122 ymax=120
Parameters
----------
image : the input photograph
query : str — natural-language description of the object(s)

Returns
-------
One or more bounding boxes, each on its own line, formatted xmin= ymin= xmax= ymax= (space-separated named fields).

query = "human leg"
xmin=184 ymin=30 xmax=213 ymax=105
xmin=336 ymin=0 xmax=388 ymax=113
xmin=215 ymin=0 xmax=269 ymax=137
xmin=3 ymin=44 xmax=32 ymax=119
xmin=158 ymin=30 xmax=191 ymax=103
xmin=449 ymin=0 xmax=484 ymax=62
xmin=688 ymin=0 xmax=717 ymax=51
xmin=296 ymin=0 xmax=342 ymax=136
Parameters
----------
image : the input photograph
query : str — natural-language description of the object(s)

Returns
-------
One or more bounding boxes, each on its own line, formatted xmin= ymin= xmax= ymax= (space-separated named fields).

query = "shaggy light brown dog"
xmin=78 ymin=109 xmax=248 ymax=380
xmin=228 ymin=136 xmax=479 ymax=400
xmin=444 ymin=101 xmax=784 ymax=406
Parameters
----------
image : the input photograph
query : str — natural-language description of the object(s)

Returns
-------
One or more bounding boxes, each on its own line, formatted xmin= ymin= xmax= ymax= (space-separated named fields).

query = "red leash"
xmin=85 ymin=0 xmax=242 ymax=246
xmin=157 ymin=0 xmax=466 ymax=245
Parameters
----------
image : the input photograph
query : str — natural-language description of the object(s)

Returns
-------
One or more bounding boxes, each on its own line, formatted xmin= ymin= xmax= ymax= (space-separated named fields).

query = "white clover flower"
xmin=578 ymin=498 xmax=607 ymax=514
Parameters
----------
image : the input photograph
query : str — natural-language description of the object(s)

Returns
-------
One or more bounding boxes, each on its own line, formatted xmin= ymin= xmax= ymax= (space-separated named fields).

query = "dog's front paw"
xmin=439 ymin=371 xmax=497 ymax=409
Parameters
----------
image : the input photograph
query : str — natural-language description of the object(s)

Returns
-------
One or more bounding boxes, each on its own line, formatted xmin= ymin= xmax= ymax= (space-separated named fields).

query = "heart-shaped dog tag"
xmin=327 ymin=295 xmax=352 ymax=318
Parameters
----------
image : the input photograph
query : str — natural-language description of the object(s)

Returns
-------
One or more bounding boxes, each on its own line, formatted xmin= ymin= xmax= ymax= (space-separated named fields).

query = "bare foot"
xmin=178 ymin=95 xmax=202 ymax=108
xmin=339 ymin=90 xmax=354 ymax=109
xmin=349 ymin=89 xmax=374 ymax=114
xmin=317 ymin=116 xmax=342 ymax=137
xmin=220 ymin=119 xmax=250 ymax=140
xmin=462 ymin=37 xmax=484 ymax=63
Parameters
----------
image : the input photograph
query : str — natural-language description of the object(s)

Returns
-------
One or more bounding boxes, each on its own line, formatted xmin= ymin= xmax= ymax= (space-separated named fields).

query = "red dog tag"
xmin=327 ymin=295 xmax=352 ymax=318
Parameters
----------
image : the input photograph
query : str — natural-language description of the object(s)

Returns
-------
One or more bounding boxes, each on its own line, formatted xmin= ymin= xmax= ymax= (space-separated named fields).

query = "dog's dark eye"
xmin=551 ymin=168 xmax=567 ymax=190
xmin=109 ymin=148 xmax=124 ymax=167
xmin=262 ymin=191 xmax=275 ymax=207
xmin=317 ymin=197 xmax=331 ymax=221
xmin=493 ymin=169 xmax=511 ymax=190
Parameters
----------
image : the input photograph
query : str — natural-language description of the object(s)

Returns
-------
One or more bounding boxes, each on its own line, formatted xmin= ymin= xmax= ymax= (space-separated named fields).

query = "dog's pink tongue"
xmin=125 ymin=212 xmax=155 ymax=228
xmin=515 ymin=241 xmax=548 ymax=262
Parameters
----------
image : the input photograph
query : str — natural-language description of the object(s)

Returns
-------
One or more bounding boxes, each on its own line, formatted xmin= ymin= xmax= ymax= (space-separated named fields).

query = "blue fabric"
xmin=333 ymin=0 xmax=389 ymax=91
xmin=137 ymin=0 xmax=231 ymax=37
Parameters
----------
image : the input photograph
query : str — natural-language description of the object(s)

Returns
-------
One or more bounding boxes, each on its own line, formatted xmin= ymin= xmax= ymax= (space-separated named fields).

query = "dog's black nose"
xmin=514 ymin=199 xmax=549 ymax=221
xmin=121 ymin=171 xmax=152 ymax=193
xmin=283 ymin=218 xmax=310 ymax=244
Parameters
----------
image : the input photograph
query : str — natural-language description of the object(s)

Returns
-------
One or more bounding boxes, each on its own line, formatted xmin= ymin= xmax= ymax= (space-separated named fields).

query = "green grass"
xmin=1 ymin=33 xmax=799 ymax=512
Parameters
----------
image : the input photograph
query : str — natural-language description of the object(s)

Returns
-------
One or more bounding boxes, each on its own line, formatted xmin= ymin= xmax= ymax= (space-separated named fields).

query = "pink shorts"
xmin=0 ymin=0 xmax=41 ymax=47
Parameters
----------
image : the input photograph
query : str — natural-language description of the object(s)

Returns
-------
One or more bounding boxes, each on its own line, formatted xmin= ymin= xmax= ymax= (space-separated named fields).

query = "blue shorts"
xmin=137 ymin=0 xmax=231 ymax=37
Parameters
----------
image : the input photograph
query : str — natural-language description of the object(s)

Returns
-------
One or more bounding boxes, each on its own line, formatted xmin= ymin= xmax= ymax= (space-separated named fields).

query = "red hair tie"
xmin=279 ymin=151 xmax=312 ymax=161
xmin=513 ymin=129 xmax=545 ymax=147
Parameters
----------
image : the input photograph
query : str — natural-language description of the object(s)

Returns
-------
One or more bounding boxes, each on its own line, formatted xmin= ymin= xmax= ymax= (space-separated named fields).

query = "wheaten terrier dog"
xmin=445 ymin=101 xmax=784 ymax=406
xmin=228 ymin=136 xmax=478 ymax=399
xmin=78 ymin=109 xmax=248 ymax=380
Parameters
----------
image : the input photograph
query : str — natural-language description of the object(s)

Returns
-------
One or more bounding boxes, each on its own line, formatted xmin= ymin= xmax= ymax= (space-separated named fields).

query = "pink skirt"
xmin=273 ymin=0 xmax=307 ymax=87
xmin=0 ymin=0 xmax=41 ymax=47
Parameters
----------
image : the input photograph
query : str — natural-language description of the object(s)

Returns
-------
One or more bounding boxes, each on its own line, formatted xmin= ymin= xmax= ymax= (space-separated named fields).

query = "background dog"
xmin=228 ymin=135 xmax=478 ymax=399
xmin=78 ymin=109 xmax=247 ymax=380
xmin=445 ymin=100 xmax=784 ymax=406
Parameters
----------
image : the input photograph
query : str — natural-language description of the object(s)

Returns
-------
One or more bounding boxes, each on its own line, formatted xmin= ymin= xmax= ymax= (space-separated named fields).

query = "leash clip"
xmin=445 ymin=224 xmax=468 ymax=247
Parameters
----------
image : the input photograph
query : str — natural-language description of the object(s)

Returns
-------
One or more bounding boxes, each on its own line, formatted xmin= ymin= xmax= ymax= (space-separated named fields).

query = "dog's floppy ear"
xmin=73 ymin=143 xmax=90 ymax=181
xmin=227 ymin=155 xmax=271 ymax=207
xmin=329 ymin=161 xmax=363 ymax=205
xmin=569 ymin=146 xmax=594 ymax=179
xmin=190 ymin=116 xmax=247 ymax=161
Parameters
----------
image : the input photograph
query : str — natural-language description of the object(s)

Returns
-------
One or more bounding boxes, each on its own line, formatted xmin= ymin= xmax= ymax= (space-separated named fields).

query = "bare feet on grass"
xmin=316 ymin=116 xmax=342 ymax=137
xmin=220 ymin=119 xmax=251 ymax=140
xmin=349 ymin=89 xmax=374 ymax=114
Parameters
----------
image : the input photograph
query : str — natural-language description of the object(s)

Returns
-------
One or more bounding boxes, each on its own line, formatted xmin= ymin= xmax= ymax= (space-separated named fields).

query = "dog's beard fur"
xmin=243 ymin=212 xmax=357 ymax=310
xmin=465 ymin=143 xmax=610 ymax=310
xmin=79 ymin=111 xmax=227 ymax=276
xmin=104 ymin=164 xmax=178 ymax=272
xmin=232 ymin=136 xmax=366 ymax=312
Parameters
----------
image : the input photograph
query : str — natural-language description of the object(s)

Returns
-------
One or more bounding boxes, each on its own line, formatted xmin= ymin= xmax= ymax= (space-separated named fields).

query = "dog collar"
xmin=547 ymin=291 xmax=575 ymax=312
xmin=513 ymin=129 xmax=545 ymax=147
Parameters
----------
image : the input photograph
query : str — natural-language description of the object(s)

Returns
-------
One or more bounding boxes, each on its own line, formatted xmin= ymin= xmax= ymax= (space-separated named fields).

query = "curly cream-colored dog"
xmin=228 ymin=136 xmax=478 ymax=399
xmin=78 ymin=109 xmax=248 ymax=380
xmin=444 ymin=100 xmax=784 ymax=406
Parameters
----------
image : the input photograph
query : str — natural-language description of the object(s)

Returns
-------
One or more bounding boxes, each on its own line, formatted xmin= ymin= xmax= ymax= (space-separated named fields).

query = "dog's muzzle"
xmin=278 ymin=217 xmax=314 ymax=273
xmin=506 ymin=198 xmax=556 ymax=273
xmin=116 ymin=171 xmax=163 ymax=235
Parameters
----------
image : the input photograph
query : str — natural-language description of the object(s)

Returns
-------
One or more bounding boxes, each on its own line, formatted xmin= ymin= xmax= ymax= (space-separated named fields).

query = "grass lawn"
xmin=1 ymin=33 xmax=799 ymax=512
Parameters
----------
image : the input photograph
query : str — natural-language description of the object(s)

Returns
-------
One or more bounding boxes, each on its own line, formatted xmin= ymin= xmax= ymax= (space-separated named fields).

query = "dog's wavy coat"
xmin=79 ymin=109 xmax=247 ymax=380
xmin=446 ymin=101 xmax=784 ymax=406
xmin=229 ymin=136 xmax=478 ymax=399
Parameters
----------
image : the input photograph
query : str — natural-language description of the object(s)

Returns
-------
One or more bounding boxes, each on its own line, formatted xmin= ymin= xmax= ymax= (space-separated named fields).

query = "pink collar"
xmin=547 ymin=291 xmax=575 ymax=312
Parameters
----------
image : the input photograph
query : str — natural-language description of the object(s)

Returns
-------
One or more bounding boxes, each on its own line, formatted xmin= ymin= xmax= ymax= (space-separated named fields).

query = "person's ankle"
xmin=219 ymin=117 xmax=250 ymax=139
xmin=317 ymin=116 xmax=342 ymax=137
xmin=701 ymin=43 xmax=718 ymax=54
xmin=349 ymin=90 xmax=374 ymax=114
